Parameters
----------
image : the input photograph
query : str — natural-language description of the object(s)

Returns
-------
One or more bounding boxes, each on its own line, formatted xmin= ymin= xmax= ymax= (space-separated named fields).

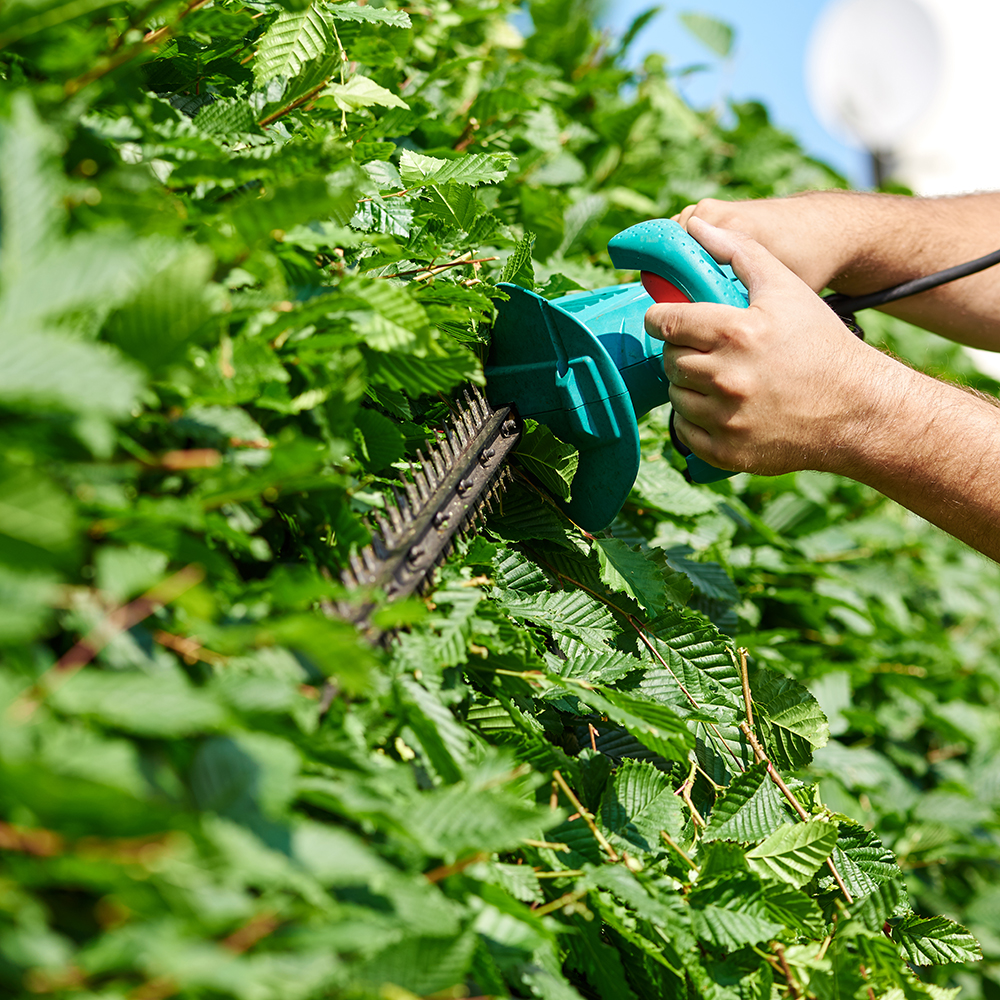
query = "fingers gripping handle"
xmin=608 ymin=219 xmax=748 ymax=484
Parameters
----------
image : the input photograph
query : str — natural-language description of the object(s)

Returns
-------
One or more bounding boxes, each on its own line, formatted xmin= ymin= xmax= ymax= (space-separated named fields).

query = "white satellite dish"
xmin=806 ymin=0 xmax=943 ymax=153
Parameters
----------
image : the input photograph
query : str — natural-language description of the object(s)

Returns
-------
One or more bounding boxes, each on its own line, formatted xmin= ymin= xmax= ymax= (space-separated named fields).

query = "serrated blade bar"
xmin=338 ymin=394 xmax=522 ymax=624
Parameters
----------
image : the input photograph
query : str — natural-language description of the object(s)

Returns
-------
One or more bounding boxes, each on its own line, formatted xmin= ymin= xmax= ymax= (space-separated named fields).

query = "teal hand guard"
xmin=485 ymin=218 xmax=749 ymax=531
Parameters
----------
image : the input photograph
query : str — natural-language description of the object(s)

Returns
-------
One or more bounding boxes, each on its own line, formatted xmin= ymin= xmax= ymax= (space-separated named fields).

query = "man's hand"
xmin=673 ymin=194 xmax=860 ymax=292
xmin=645 ymin=218 xmax=894 ymax=477
xmin=647 ymin=215 xmax=1000 ymax=562
xmin=672 ymin=190 xmax=1000 ymax=350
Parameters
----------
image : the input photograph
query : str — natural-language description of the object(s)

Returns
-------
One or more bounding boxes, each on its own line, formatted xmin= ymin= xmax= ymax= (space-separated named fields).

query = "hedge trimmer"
xmin=342 ymin=218 xmax=1000 ymax=618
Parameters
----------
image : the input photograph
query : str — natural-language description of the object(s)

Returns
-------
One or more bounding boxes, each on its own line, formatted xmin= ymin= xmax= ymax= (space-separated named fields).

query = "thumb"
xmin=686 ymin=216 xmax=804 ymax=302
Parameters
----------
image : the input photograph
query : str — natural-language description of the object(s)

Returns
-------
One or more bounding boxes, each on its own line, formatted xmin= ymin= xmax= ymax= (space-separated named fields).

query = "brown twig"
xmin=661 ymin=831 xmax=697 ymax=869
xmin=522 ymin=839 xmax=571 ymax=852
xmin=534 ymin=888 xmax=588 ymax=917
xmin=7 ymin=565 xmax=205 ymax=722
xmin=553 ymin=770 xmax=618 ymax=861
xmin=258 ymin=79 xmax=331 ymax=128
xmin=587 ymin=722 xmax=599 ymax=752
xmin=61 ymin=0 xmax=211 ymax=94
xmin=739 ymin=721 xmax=854 ymax=904
xmin=154 ymin=630 xmax=226 ymax=666
xmin=738 ymin=647 xmax=754 ymax=729
xmin=424 ymin=851 xmax=488 ymax=883
xmin=772 ymin=943 xmax=801 ymax=1000
xmin=222 ymin=912 xmax=279 ymax=954
xmin=534 ymin=869 xmax=585 ymax=879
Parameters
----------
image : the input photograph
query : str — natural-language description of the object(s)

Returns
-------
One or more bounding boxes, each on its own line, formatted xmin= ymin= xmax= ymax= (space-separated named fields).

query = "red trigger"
xmin=641 ymin=271 xmax=690 ymax=304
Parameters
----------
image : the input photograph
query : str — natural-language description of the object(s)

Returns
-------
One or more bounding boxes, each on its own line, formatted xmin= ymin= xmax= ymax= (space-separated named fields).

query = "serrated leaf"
xmin=499 ymin=231 xmax=536 ymax=290
xmin=822 ymin=820 xmax=900 ymax=898
xmin=624 ymin=604 xmax=741 ymax=712
xmin=688 ymin=873 xmax=783 ymax=949
xmin=516 ymin=418 xmax=579 ymax=502
xmin=254 ymin=6 xmax=336 ymax=85
xmin=850 ymin=877 xmax=906 ymax=931
xmin=664 ymin=549 xmax=739 ymax=604
xmin=759 ymin=882 xmax=825 ymax=937
xmin=894 ymin=915 xmax=982 ymax=966
xmin=703 ymin=762 xmax=789 ymax=843
xmin=598 ymin=758 xmax=684 ymax=853
xmin=324 ymin=2 xmax=411 ymax=27
xmin=745 ymin=819 xmax=838 ymax=887
xmin=399 ymin=149 xmax=513 ymax=187
xmin=486 ymin=481 xmax=589 ymax=554
xmin=321 ymin=74 xmax=409 ymax=111
xmin=749 ymin=667 xmax=829 ymax=770
xmin=586 ymin=687 xmax=695 ymax=763
xmin=543 ymin=638 xmax=640 ymax=684
xmin=498 ymin=588 xmax=618 ymax=647
xmin=595 ymin=537 xmax=685 ymax=613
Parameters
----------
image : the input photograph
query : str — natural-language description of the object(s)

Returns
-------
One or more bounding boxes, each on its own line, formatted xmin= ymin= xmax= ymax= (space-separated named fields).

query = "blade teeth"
xmin=375 ymin=514 xmax=394 ymax=546
xmin=387 ymin=499 xmax=404 ymax=533
xmin=417 ymin=449 xmax=438 ymax=489
xmin=361 ymin=546 xmax=379 ymax=572
xmin=341 ymin=568 xmax=359 ymax=589
xmin=392 ymin=486 xmax=412 ymax=523
xmin=429 ymin=444 xmax=446 ymax=480
xmin=405 ymin=480 xmax=420 ymax=510
xmin=349 ymin=553 xmax=366 ymax=583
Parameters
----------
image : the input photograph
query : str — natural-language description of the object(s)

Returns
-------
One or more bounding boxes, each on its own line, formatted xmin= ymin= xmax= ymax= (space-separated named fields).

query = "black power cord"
xmin=822 ymin=247 xmax=1000 ymax=338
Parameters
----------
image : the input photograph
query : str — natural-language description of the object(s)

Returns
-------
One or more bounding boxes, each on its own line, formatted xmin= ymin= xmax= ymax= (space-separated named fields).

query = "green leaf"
xmin=321 ymin=74 xmax=409 ymax=111
xmin=595 ymin=537 xmax=686 ymax=613
xmin=679 ymin=11 xmax=734 ymax=57
xmin=0 ymin=466 xmax=75 ymax=550
xmin=633 ymin=460 xmax=719 ymax=516
xmin=749 ymin=667 xmax=829 ymax=770
xmin=498 ymin=231 xmax=536 ymax=290
xmin=324 ymin=2 xmax=411 ymax=28
xmin=703 ymin=762 xmax=789 ymax=843
xmin=498 ymin=588 xmax=618 ymax=647
xmin=745 ymin=819 xmax=838 ymax=887
xmin=49 ymin=669 xmax=228 ymax=737
xmin=759 ymin=882 xmax=825 ymax=937
xmin=585 ymin=686 xmax=695 ymax=763
xmin=894 ymin=915 xmax=982 ymax=966
xmin=398 ymin=149 xmax=513 ymax=187
xmin=598 ymin=758 xmax=684 ymax=853
xmin=822 ymin=819 xmax=901 ymax=898
xmin=515 ymin=418 xmax=579 ymax=501
xmin=254 ymin=6 xmax=336 ymax=85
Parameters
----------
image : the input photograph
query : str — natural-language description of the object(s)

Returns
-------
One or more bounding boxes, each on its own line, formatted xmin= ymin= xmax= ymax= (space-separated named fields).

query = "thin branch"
xmin=660 ymin=831 xmax=696 ymax=869
xmin=258 ymin=79 xmax=331 ymax=128
xmin=424 ymin=851 xmax=488 ymax=883
xmin=7 ymin=565 xmax=205 ymax=723
xmin=771 ymin=943 xmax=801 ymax=1000
xmin=738 ymin=647 xmax=754 ymax=729
xmin=534 ymin=888 xmax=588 ymax=917
xmin=534 ymin=869 xmax=585 ymax=879
xmin=61 ymin=0 xmax=211 ymax=94
xmin=522 ymin=839 xmax=571 ymax=853
xmin=553 ymin=769 xmax=618 ymax=862
xmin=739 ymin=721 xmax=854 ymax=904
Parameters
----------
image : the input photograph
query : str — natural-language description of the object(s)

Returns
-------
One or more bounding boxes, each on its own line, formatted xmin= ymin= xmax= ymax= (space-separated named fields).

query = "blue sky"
xmin=596 ymin=1 xmax=871 ymax=187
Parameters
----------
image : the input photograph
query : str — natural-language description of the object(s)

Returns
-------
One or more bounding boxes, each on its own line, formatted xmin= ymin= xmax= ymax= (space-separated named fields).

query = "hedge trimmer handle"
xmin=608 ymin=219 xmax=749 ymax=483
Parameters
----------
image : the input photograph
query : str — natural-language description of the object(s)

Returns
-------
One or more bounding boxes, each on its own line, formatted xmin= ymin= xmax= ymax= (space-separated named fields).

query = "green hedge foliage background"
xmin=2 ymin=0 xmax=1000 ymax=998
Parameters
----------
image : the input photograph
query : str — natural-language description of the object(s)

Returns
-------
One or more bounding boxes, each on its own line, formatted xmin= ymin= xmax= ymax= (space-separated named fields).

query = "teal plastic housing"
xmin=485 ymin=218 xmax=749 ymax=531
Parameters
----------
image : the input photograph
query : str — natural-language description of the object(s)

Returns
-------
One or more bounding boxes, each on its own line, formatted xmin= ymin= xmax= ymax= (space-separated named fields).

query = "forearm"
xmin=677 ymin=190 xmax=1000 ymax=349
xmin=831 ymin=361 xmax=1000 ymax=560
xmin=819 ymin=191 xmax=1000 ymax=349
